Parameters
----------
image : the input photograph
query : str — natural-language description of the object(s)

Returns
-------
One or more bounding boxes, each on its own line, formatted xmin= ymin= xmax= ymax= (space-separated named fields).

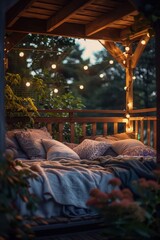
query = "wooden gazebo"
xmin=1 ymin=0 xmax=160 ymax=162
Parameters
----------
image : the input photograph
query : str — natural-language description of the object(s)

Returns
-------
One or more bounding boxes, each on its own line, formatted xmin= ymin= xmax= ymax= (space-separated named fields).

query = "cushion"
xmin=95 ymin=137 xmax=115 ymax=144
xmin=42 ymin=139 xmax=80 ymax=160
xmin=111 ymin=139 xmax=144 ymax=155
xmin=5 ymin=136 xmax=18 ymax=159
xmin=123 ymin=145 xmax=156 ymax=157
xmin=15 ymin=131 xmax=46 ymax=159
xmin=6 ymin=129 xmax=28 ymax=159
xmin=73 ymin=139 xmax=111 ymax=160
xmin=102 ymin=146 xmax=118 ymax=157
xmin=106 ymin=132 xmax=136 ymax=141
xmin=27 ymin=127 xmax=52 ymax=139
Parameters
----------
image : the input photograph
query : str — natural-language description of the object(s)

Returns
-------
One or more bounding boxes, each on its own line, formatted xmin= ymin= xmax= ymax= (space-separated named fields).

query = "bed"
xmin=6 ymin=127 xmax=157 ymax=219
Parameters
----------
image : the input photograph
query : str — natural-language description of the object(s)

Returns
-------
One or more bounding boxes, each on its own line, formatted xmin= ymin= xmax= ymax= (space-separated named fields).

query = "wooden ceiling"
xmin=5 ymin=0 xmax=151 ymax=48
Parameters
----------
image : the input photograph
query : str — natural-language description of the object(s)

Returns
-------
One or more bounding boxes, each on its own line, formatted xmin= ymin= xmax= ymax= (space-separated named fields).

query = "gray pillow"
xmin=42 ymin=139 xmax=80 ymax=161
xmin=15 ymin=131 xmax=46 ymax=159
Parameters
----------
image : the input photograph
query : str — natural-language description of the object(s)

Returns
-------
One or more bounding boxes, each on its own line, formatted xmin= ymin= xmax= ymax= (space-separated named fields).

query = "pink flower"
xmin=108 ymin=178 xmax=122 ymax=186
xmin=108 ymin=189 xmax=124 ymax=200
xmin=110 ymin=198 xmax=133 ymax=208
xmin=147 ymin=180 xmax=160 ymax=190
xmin=89 ymin=188 xmax=101 ymax=197
xmin=122 ymin=188 xmax=133 ymax=200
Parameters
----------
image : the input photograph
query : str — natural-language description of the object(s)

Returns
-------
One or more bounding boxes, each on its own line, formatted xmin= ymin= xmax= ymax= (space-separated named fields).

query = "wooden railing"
xmin=7 ymin=108 xmax=156 ymax=148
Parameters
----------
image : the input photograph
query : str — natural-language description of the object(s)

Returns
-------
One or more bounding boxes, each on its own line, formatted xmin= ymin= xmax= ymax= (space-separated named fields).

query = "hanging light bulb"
xmin=19 ymin=51 xmax=24 ymax=57
xmin=83 ymin=65 xmax=88 ymax=70
xmin=109 ymin=60 xmax=114 ymax=64
xmin=79 ymin=85 xmax=84 ymax=89
xmin=99 ymin=73 xmax=104 ymax=78
xmin=51 ymin=64 xmax=57 ymax=69
xmin=26 ymin=82 xmax=30 ymax=87
xmin=123 ymin=60 xmax=126 ymax=64
xmin=124 ymin=86 xmax=127 ymax=91
xmin=126 ymin=113 xmax=130 ymax=119
xmin=125 ymin=46 xmax=130 ymax=52
xmin=132 ymin=76 xmax=136 ymax=80
xmin=141 ymin=40 xmax=146 ymax=45
xmin=53 ymin=88 xmax=58 ymax=93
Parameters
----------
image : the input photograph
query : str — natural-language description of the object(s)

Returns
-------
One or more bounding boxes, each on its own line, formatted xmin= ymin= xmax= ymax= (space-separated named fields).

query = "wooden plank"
xmin=113 ymin=123 xmax=118 ymax=134
xmin=154 ymin=120 xmax=157 ymax=150
xmin=92 ymin=123 xmax=96 ymax=137
xmin=140 ymin=120 xmax=144 ymax=143
xmin=47 ymin=0 xmax=95 ymax=32
xmin=6 ymin=0 xmax=36 ymax=27
xmin=86 ymin=3 xmax=134 ymax=36
xmin=103 ymin=123 xmax=107 ymax=136
xmin=147 ymin=120 xmax=151 ymax=146
xmin=59 ymin=123 xmax=64 ymax=142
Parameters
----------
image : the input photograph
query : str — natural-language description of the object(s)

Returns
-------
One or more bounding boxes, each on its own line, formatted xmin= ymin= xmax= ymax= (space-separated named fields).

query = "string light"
xmin=125 ymin=46 xmax=130 ymax=52
xmin=123 ymin=60 xmax=126 ymax=64
xmin=109 ymin=60 xmax=114 ymax=64
xmin=126 ymin=113 xmax=130 ymax=118
xmin=79 ymin=85 xmax=84 ymax=89
xmin=26 ymin=82 xmax=30 ymax=87
xmin=99 ymin=73 xmax=104 ymax=78
xmin=124 ymin=86 xmax=127 ymax=91
xmin=132 ymin=76 xmax=136 ymax=80
xmin=51 ymin=64 xmax=57 ymax=69
xmin=141 ymin=40 xmax=146 ymax=45
xmin=19 ymin=51 xmax=24 ymax=57
xmin=53 ymin=88 xmax=58 ymax=93
xmin=83 ymin=65 xmax=88 ymax=70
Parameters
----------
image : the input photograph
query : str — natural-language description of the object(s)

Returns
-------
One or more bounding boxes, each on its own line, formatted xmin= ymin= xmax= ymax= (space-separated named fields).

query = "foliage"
xmin=0 ymin=154 xmax=39 ymax=239
xmin=87 ymin=170 xmax=160 ymax=239
xmin=5 ymin=73 xmax=38 ymax=123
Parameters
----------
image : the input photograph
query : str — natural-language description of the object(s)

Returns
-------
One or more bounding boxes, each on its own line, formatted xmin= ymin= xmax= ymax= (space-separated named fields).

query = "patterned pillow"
xmin=15 ymin=131 xmax=46 ymax=159
xmin=73 ymin=139 xmax=111 ymax=160
xmin=123 ymin=145 xmax=156 ymax=157
xmin=42 ymin=139 xmax=80 ymax=160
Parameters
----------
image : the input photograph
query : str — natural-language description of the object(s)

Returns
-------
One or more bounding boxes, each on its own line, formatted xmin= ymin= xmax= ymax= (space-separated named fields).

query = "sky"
xmin=75 ymin=39 xmax=104 ymax=64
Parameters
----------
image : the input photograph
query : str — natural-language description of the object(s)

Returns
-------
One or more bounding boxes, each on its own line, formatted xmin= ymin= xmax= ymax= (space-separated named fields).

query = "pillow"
xmin=63 ymin=142 xmax=78 ymax=149
xmin=73 ymin=139 xmax=111 ymax=160
xmin=42 ymin=139 xmax=80 ymax=160
xmin=6 ymin=130 xmax=28 ymax=159
xmin=95 ymin=137 xmax=115 ymax=144
xmin=5 ymin=136 xmax=18 ymax=159
xmin=111 ymin=139 xmax=144 ymax=155
xmin=122 ymin=145 xmax=156 ymax=157
xmin=106 ymin=132 xmax=136 ymax=141
xmin=27 ymin=127 xmax=52 ymax=139
xmin=15 ymin=131 xmax=46 ymax=159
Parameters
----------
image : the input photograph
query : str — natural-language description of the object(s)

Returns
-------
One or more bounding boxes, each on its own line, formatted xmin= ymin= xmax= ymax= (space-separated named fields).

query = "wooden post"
xmin=154 ymin=20 xmax=160 ymax=164
xmin=0 ymin=0 xmax=6 ymax=162
xmin=125 ymin=45 xmax=133 ymax=132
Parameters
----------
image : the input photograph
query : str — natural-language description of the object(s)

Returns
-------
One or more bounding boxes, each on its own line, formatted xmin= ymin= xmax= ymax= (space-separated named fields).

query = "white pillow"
xmin=111 ymin=139 xmax=144 ymax=155
xmin=42 ymin=139 xmax=80 ymax=160
xmin=73 ymin=139 xmax=111 ymax=160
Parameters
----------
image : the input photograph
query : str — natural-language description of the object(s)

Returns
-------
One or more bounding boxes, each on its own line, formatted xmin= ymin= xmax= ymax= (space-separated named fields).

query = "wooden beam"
xmin=47 ymin=0 xmax=95 ymax=32
xmin=7 ymin=18 xmax=121 ymax=41
xmin=99 ymin=40 xmax=126 ymax=68
xmin=131 ymin=34 xmax=150 ymax=68
xmin=6 ymin=0 xmax=36 ymax=27
xmin=85 ymin=4 xmax=135 ymax=36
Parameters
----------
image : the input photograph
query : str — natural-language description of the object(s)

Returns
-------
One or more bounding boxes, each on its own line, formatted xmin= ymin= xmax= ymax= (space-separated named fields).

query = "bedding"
xmin=6 ymin=128 xmax=157 ymax=219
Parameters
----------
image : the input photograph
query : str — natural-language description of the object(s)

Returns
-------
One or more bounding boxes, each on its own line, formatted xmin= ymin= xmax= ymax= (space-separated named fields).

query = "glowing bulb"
xmin=132 ymin=76 xmax=136 ymax=80
xmin=83 ymin=65 xmax=88 ymax=70
xmin=126 ymin=113 xmax=130 ymax=118
xmin=125 ymin=46 xmax=130 ymax=52
xmin=109 ymin=60 xmax=114 ymax=64
xmin=123 ymin=60 xmax=126 ymax=64
xmin=124 ymin=86 xmax=127 ymax=91
xmin=19 ymin=52 xmax=24 ymax=57
xmin=51 ymin=64 xmax=57 ymax=69
xmin=127 ymin=102 xmax=132 ymax=108
xmin=26 ymin=82 xmax=30 ymax=87
xmin=79 ymin=85 xmax=84 ymax=89
xmin=99 ymin=73 xmax=104 ymax=78
xmin=141 ymin=40 xmax=146 ymax=45
xmin=54 ymin=88 xmax=58 ymax=93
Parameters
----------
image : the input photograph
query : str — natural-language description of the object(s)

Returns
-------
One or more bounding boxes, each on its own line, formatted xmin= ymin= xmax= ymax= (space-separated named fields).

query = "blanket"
xmin=16 ymin=155 xmax=157 ymax=218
